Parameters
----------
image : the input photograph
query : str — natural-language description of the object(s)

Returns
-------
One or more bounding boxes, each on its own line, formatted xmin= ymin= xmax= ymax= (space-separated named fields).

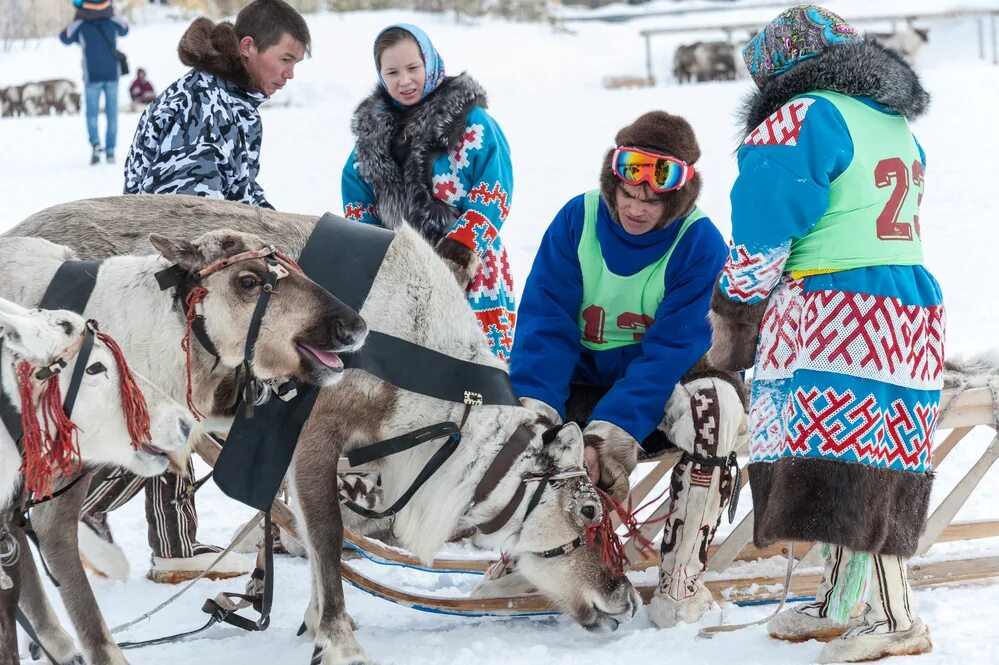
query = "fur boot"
xmin=818 ymin=555 xmax=932 ymax=663
xmin=648 ymin=375 xmax=744 ymax=628
xmin=768 ymin=544 xmax=859 ymax=642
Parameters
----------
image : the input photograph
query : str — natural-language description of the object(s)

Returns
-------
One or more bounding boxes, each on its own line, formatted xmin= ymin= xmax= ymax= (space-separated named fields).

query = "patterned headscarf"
xmin=743 ymin=5 xmax=860 ymax=88
xmin=374 ymin=24 xmax=446 ymax=100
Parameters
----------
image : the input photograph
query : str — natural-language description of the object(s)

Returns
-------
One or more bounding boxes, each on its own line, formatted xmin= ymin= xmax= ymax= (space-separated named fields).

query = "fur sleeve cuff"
xmin=707 ymin=282 xmax=769 ymax=372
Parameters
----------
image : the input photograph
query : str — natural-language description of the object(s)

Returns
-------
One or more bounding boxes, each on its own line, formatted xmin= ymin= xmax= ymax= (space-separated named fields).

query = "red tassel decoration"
xmin=17 ymin=360 xmax=80 ymax=499
xmin=585 ymin=485 xmax=675 ymax=578
xmin=96 ymin=331 xmax=151 ymax=447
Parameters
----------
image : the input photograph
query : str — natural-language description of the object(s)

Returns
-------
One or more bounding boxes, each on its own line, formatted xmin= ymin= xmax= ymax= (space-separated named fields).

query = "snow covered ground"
xmin=4 ymin=1 xmax=999 ymax=663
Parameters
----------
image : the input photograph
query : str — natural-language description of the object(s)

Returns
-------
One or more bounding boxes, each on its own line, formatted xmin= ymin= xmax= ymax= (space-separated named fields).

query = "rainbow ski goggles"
xmin=612 ymin=147 xmax=695 ymax=192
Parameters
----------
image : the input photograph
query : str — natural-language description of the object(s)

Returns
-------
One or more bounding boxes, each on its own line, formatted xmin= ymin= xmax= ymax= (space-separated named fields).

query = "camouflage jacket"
xmin=122 ymin=18 xmax=271 ymax=208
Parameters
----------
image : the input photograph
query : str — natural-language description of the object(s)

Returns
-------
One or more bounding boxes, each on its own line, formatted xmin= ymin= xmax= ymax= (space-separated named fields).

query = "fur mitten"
xmin=707 ymin=282 xmax=769 ymax=371
xmin=435 ymin=238 xmax=481 ymax=290
xmin=582 ymin=420 xmax=638 ymax=502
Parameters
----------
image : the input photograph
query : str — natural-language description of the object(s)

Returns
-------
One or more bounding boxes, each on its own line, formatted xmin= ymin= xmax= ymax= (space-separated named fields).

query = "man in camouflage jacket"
xmin=82 ymin=0 xmax=310 ymax=584
xmin=123 ymin=1 xmax=308 ymax=207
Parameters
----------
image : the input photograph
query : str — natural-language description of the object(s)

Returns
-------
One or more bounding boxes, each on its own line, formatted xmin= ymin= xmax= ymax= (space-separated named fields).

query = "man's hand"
xmin=582 ymin=420 xmax=638 ymax=503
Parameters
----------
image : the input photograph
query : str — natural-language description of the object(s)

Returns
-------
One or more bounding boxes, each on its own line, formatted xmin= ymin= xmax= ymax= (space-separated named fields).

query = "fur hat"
xmin=743 ymin=5 xmax=860 ymax=88
xmin=73 ymin=0 xmax=114 ymax=21
xmin=599 ymin=111 xmax=701 ymax=227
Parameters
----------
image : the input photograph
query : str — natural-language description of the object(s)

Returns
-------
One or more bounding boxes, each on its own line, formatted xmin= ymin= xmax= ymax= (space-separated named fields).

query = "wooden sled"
xmin=196 ymin=385 xmax=999 ymax=616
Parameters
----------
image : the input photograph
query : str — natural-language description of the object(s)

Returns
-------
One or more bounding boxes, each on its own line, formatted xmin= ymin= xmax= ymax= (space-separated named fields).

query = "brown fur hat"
xmin=600 ymin=111 xmax=702 ymax=227
xmin=178 ymin=17 xmax=256 ymax=92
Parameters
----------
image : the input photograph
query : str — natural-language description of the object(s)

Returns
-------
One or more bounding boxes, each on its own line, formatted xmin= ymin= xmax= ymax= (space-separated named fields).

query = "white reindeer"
xmin=0 ymin=297 xmax=195 ymax=665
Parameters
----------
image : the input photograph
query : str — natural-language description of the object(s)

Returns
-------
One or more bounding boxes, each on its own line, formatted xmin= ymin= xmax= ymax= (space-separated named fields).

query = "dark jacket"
xmin=60 ymin=18 xmax=129 ymax=83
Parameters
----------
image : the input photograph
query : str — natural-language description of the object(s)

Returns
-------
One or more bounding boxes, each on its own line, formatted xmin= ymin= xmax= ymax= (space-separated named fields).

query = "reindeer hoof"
xmin=64 ymin=656 xmax=86 ymax=665
xmin=310 ymin=646 xmax=323 ymax=665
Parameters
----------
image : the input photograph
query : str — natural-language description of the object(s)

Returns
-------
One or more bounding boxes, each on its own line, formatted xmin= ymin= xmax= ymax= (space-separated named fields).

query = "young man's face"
xmin=614 ymin=183 xmax=667 ymax=235
xmin=241 ymin=32 xmax=306 ymax=96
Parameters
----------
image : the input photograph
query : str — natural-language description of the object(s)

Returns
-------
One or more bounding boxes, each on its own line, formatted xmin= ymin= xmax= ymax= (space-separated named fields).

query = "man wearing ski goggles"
xmin=612 ymin=146 xmax=696 ymax=193
xmin=510 ymin=111 xmax=740 ymax=632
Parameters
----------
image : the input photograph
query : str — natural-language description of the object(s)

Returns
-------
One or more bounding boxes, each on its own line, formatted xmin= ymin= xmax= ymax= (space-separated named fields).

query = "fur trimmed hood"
xmin=350 ymin=73 xmax=488 ymax=244
xmin=738 ymin=40 xmax=930 ymax=138
xmin=178 ymin=17 xmax=257 ymax=93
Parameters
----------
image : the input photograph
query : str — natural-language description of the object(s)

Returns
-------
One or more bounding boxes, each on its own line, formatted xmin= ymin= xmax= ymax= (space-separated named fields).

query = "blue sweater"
xmin=60 ymin=18 xmax=129 ymax=83
xmin=510 ymin=193 xmax=727 ymax=447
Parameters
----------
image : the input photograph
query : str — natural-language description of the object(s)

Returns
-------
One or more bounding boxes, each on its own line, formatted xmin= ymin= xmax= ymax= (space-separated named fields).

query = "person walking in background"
xmin=128 ymin=67 xmax=155 ymax=110
xmin=79 ymin=0 xmax=310 ymax=584
xmin=59 ymin=0 xmax=128 ymax=165
xmin=342 ymin=24 xmax=516 ymax=360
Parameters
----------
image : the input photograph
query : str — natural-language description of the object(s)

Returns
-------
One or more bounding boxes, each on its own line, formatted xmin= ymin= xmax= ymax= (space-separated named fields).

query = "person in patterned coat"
xmin=80 ymin=0 xmax=310 ymax=585
xmin=709 ymin=6 xmax=942 ymax=662
xmin=342 ymin=24 xmax=515 ymax=360
xmin=123 ymin=0 xmax=309 ymax=207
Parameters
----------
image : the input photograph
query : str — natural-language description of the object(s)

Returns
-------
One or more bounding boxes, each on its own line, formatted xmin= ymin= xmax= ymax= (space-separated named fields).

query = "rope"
xmin=109 ymin=511 xmax=265 ymax=635
xmin=698 ymin=542 xmax=796 ymax=638
xmin=180 ymin=286 xmax=209 ymax=420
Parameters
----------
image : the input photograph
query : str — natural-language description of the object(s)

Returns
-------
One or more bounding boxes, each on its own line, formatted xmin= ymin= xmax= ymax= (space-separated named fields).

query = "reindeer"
xmin=0 ymin=298 xmax=194 ymax=665
xmin=6 ymin=195 xmax=650 ymax=665
xmin=0 ymin=227 xmax=366 ymax=665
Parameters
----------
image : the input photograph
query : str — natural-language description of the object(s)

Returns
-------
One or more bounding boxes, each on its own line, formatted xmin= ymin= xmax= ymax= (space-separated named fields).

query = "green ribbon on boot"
xmin=824 ymin=545 xmax=872 ymax=624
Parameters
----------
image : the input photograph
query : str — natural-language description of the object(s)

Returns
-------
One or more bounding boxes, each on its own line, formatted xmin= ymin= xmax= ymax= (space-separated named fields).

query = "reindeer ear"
xmin=149 ymin=234 xmax=203 ymax=270
xmin=544 ymin=421 xmax=585 ymax=469
xmin=0 ymin=297 xmax=28 ymax=318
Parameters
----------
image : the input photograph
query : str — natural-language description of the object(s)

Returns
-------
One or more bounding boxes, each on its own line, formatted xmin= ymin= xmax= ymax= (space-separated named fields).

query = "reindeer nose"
xmin=581 ymin=505 xmax=597 ymax=521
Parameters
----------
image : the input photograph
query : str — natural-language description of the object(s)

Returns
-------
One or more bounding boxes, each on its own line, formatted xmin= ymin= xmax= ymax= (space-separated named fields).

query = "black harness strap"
xmin=215 ymin=215 xmax=394 ymax=513
xmin=681 ymin=449 xmax=742 ymax=523
xmin=342 ymin=332 xmax=517 ymax=406
xmin=60 ymin=324 xmax=95 ymax=418
xmin=38 ymin=261 xmax=100 ymax=312
xmin=17 ymin=609 xmax=60 ymax=665
xmin=345 ymin=421 xmax=459 ymax=467
xmin=341 ymin=426 xmax=462 ymax=520
xmin=238 ymin=258 xmax=282 ymax=417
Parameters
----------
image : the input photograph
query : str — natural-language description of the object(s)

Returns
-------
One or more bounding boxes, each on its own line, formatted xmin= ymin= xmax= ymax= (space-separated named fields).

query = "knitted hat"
xmin=73 ymin=0 xmax=114 ymax=21
xmin=599 ymin=111 xmax=701 ymax=226
xmin=743 ymin=5 xmax=860 ymax=88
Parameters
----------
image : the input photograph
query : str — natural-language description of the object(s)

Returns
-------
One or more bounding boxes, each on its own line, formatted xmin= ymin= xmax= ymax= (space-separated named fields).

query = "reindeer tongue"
xmin=298 ymin=342 xmax=344 ymax=370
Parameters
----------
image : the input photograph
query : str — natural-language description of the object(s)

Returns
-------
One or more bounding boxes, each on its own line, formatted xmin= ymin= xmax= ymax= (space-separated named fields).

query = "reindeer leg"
xmin=16 ymin=525 xmax=83 ymax=664
xmin=294 ymin=458 xmax=371 ymax=665
xmin=31 ymin=474 xmax=129 ymax=665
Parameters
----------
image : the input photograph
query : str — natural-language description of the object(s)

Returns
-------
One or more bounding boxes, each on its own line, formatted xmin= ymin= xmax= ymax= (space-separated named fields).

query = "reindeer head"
xmin=0 ymin=299 xmax=194 ymax=492
xmin=474 ymin=422 xmax=641 ymax=631
xmin=149 ymin=230 xmax=367 ymax=387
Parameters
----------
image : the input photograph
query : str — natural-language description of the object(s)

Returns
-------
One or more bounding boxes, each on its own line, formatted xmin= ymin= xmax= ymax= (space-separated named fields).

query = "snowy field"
xmin=4 ymin=1 xmax=999 ymax=663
